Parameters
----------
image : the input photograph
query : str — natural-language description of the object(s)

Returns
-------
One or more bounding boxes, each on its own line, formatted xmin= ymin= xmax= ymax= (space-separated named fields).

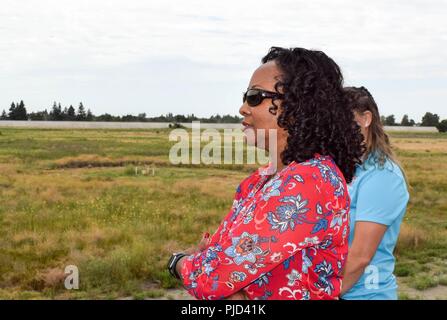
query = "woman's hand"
xmin=175 ymin=256 xmax=187 ymax=279
xmin=175 ymin=252 xmax=248 ymax=300
xmin=225 ymin=291 xmax=248 ymax=300
xmin=183 ymin=232 xmax=211 ymax=255
xmin=175 ymin=233 xmax=211 ymax=281
xmin=177 ymin=233 xmax=248 ymax=300
xmin=340 ymin=221 xmax=387 ymax=296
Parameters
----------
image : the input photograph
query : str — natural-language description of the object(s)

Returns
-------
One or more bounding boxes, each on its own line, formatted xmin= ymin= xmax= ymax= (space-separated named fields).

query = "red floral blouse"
xmin=180 ymin=154 xmax=350 ymax=300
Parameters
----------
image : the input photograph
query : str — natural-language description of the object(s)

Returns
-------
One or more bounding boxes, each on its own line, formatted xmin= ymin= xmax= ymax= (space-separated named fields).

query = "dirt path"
xmin=145 ymin=283 xmax=447 ymax=300
xmin=398 ymin=283 xmax=447 ymax=300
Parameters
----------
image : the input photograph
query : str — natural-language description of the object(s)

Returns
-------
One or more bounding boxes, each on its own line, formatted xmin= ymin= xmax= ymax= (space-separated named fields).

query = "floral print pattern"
xmin=180 ymin=154 xmax=350 ymax=300
xmin=224 ymin=232 xmax=263 ymax=265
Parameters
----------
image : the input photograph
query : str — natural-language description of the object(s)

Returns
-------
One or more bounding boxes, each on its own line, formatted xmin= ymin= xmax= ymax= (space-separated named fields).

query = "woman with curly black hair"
xmin=167 ymin=47 xmax=364 ymax=300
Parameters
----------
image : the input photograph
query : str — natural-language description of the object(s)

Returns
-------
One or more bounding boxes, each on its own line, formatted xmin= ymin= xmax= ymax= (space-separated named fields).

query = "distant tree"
xmin=400 ymin=115 xmax=415 ymax=127
xmin=137 ymin=113 xmax=147 ymax=122
xmin=1 ymin=109 xmax=8 ymax=120
xmin=384 ymin=115 xmax=396 ymax=126
xmin=401 ymin=114 xmax=411 ymax=126
xmin=184 ymin=113 xmax=199 ymax=122
xmin=49 ymin=101 xmax=63 ymax=120
xmin=85 ymin=109 xmax=93 ymax=121
xmin=222 ymin=114 xmax=242 ymax=123
xmin=96 ymin=113 xmax=116 ymax=121
xmin=380 ymin=115 xmax=386 ymax=125
xmin=62 ymin=106 xmax=69 ymax=120
xmin=16 ymin=100 xmax=27 ymax=120
xmin=58 ymin=103 xmax=65 ymax=120
xmin=8 ymin=102 xmax=16 ymax=119
xmin=8 ymin=100 xmax=27 ymax=120
xmin=67 ymin=105 xmax=76 ymax=120
xmin=28 ymin=110 xmax=49 ymax=120
xmin=421 ymin=112 xmax=440 ymax=126
xmin=437 ymin=119 xmax=447 ymax=133
xmin=148 ymin=114 xmax=166 ymax=122
xmin=122 ymin=114 xmax=137 ymax=122
xmin=76 ymin=102 xmax=86 ymax=120
xmin=19 ymin=104 xmax=246 ymax=123
xmin=173 ymin=114 xmax=185 ymax=122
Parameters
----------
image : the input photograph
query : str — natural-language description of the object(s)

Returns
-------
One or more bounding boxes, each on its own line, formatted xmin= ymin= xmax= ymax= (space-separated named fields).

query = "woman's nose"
xmin=239 ymin=103 xmax=251 ymax=117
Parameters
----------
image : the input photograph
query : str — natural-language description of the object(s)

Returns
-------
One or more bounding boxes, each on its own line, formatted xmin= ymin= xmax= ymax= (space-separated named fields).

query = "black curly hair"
xmin=261 ymin=47 xmax=364 ymax=183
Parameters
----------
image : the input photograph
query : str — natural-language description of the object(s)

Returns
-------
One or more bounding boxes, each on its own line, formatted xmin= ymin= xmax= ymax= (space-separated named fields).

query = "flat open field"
xmin=0 ymin=128 xmax=446 ymax=299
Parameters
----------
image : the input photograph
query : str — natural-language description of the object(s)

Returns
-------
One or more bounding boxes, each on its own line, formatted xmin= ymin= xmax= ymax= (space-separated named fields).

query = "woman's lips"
xmin=242 ymin=122 xmax=256 ymax=145
xmin=242 ymin=121 xmax=253 ymax=131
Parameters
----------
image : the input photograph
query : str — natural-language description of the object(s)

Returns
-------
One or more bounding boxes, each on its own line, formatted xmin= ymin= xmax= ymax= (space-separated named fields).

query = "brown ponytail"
xmin=344 ymin=86 xmax=409 ymax=185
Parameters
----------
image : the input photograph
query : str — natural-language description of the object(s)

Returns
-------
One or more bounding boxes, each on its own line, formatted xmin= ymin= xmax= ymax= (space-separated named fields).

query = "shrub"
xmin=436 ymin=119 xmax=447 ymax=133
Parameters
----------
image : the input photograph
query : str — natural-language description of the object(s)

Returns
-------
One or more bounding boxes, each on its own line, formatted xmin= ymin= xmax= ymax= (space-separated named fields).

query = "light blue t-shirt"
xmin=342 ymin=155 xmax=409 ymax=300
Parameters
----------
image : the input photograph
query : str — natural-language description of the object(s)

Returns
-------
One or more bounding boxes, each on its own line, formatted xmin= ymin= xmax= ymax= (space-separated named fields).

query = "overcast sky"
xmin=1 ymin=0 xmax=446 ymax=121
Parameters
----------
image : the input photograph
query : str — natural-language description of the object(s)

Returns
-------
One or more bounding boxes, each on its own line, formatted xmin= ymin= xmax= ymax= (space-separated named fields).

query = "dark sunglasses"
xmin=242 ymin=88 xmax=284 ymax=107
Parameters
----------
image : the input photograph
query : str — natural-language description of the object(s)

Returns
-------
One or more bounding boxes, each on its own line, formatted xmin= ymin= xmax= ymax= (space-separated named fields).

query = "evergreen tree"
xmin=0 ymin=109 xmax=7 ymax=120
xmin=8 ymin=102 xmax=16 ymax=119
xmin=86 ymin=109 xmax=94 ymax=121
xmin=401 ymin=114 xmax=410 ymax=126
xmin=58 ymin=103 xmax=63 ymax=119
xmin=62 ymin=106 xmax=69 ymax=121
xmin=76 ymin=102 xmax=86 ymax=120
xmin=28 ymin=110 xmax=49 ymax=121
xmin=15 ymin=100 xmax=28 ymax=120
xmin=49 ymin=101 xmax=63 ymax=120
xmin=67 ymin=105 xmax=76 ymax=120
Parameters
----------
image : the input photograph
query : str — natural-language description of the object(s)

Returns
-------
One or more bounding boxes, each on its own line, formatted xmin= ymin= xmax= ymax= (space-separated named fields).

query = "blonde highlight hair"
xmin=344 ymin=87 xmax=408 ymax=186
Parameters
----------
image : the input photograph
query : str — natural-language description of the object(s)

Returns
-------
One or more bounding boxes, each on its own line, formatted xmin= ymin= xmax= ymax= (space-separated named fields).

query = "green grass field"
xmin=0 ymin=128 xmax=446 ymax=299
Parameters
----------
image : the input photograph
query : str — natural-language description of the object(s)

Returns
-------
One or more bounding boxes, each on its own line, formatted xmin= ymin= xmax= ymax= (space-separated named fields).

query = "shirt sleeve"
xmin=206 ymin=175 xmax=255 ymax=245
xmin=180 ymin=171 xmax=342 ymax=299
xmin=355 ymin=168 xmax=409 ymax=226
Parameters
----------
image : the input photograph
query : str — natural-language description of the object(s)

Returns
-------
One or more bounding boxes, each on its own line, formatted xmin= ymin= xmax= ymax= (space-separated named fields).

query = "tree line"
xmin=0 ymin=101 xmax=242 ymax=124
xmin=1 ymin=100 xmax=446 ymax=132
xmin=1 ymin=101 xmax=94 ymax=121
xmin=380 ymin=113 xmax=447 ymax=132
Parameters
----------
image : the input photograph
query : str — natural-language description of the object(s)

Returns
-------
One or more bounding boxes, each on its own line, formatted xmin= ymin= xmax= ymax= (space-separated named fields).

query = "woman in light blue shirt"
xmin=340 ymin=87 xmax=410 ymax=300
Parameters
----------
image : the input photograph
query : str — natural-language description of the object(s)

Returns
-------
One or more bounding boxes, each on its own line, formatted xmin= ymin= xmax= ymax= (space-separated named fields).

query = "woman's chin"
xmin=243 ymin=127 xmax=257 ymax=146
xmin=243 ymin=127 xmax=272 ymax=151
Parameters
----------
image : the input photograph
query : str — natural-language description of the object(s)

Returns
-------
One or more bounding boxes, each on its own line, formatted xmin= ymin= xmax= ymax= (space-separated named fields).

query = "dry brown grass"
xmin=0 ymin=128 xmax=445 ymax=299
xmin=396 ymin=223 xmax=428 ymax=252
xmin=172 ymin=177 xmax=239 ymax=200
xmin=41 ymin=268 xmax=66 ymax=288
xmin=393 ymin=138 xmax=447 ymax=152
xmin=50 ymin=154 xmax=170 ymax=169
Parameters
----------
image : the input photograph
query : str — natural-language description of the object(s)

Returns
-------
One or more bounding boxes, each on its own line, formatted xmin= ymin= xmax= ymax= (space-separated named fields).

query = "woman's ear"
xmin=363 ymin=110 xmax=372 ymax=128
xmin=354 ymin=110 xmax=372 ymax=128
xmin=268 ymin=105 xmax=278 ymax=115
